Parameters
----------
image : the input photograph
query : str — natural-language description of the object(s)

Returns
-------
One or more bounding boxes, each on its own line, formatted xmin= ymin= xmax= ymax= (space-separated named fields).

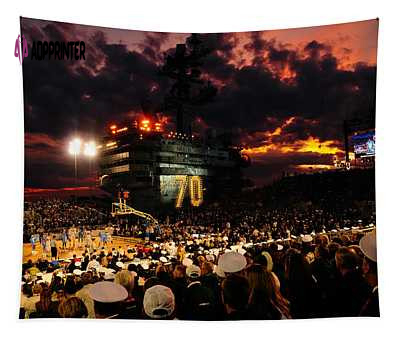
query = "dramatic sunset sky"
xmin=21 ymin=18 xmax=378 ymax=189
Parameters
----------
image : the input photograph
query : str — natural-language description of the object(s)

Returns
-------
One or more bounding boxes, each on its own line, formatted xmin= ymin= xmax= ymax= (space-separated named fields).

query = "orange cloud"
xmin=295 ymin=136 xmax=343 ymax=154
xmin=295 ymin=164 xmax=335 ymax=170
xmin=266 ymin=116 xmax=295 ymax=137
xmin=242 ymin=116 xmax=343 ymax=157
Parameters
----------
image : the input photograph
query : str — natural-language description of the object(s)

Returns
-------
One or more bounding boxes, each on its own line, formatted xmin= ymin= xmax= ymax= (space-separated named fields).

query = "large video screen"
xmin=351 ymin=130 xmax=375 ymax=158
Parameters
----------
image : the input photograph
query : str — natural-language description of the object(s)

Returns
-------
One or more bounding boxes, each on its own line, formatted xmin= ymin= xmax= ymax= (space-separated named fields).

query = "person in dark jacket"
xmin=183 ymin=264 xmax=217 ymax=320
xmin=332 ymin=247 xmax=370 ymax=317
xmin=283 ymin=249 xmax=322 ymax=319
xmin=221 ymin=274 xmax=250 ymax=320
xmin=359 ymin=232 xmax=379 ymax=317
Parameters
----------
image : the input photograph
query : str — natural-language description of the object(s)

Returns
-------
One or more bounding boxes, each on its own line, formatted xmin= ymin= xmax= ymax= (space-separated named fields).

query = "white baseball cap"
xmin=186 ymin=264 xmax=201 ymax=278
xmin=143 ymin=285 xmax=175 ymax=319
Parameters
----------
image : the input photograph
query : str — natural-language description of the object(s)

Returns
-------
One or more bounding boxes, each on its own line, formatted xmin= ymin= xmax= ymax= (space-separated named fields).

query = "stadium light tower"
xmin=84 ymin=141 xmax=97 ymax=174
xmin=83 ymin=141 xmax=96 ymax=157
xmin=69 ymin=138 xmax=81 ymax=186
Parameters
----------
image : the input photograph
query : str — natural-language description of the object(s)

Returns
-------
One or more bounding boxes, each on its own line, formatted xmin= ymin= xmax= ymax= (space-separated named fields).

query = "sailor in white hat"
xmin=73 ymin=269 xmax=83 ymax=276
xmin=218 ymin=251 xmax=247 ymax=274
xmin=359 ymin=231 xmax=379 ymax=316
xmin=88 ymin=281 xmax=128 ymax=319
xmin=182 ymin=257 xmax=193 ymax=267
xmin=301 ymin=234 xmax=313 ymax=243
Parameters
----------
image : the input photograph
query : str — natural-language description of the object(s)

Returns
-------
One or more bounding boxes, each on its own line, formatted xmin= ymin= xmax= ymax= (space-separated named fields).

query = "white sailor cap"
xmin=140 ymin=261 xmax=149 ymax=270
xmin=75 ymin=261 xmax=81 ymax=267
xmin=73 ymin=269 xmax=83 ymax=276
xmin=205 ymin=254 xmax=215 ymax=262
xmin=104 ymin=271 xmax=116 ymax=280
xmin=238 ymin=248 xmax=247 ymax=256
xmin=182 ymin=258 xmax=193 ymax=267
xmin=159 ymin=256 xmax=168 ymax=263
xmin=116 ymin=261 xmax=124 ymax=268
xmin=209 ymin=248 xmax=219 ymax=255
xmin=359 ymin=231 xmax=377 ymax=262
xmin=302 ymin=234 xmax=313 ymax=243
xmin=88 ymin=281 xmax=128 ymax=303
xmin=218 ymin=252 xmax=247 ymax=273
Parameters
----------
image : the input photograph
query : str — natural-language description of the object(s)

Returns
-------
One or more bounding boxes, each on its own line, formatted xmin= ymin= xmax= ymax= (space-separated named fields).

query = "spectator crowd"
xmin=20 ymin=227 xmax=378 ymax=320
xmin=23 ymin=199 xmax=108 ymax=242
xmin=21 ymin=169 xmax=378 ymax=320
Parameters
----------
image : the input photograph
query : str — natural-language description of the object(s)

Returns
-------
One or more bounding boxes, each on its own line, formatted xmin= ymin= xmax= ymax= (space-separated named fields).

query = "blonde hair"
xmin=201 ymin=261 xmax=214 ymax=276
xmin=247 ymin=265 xmax=290 ymax=319
xmin=58 ymin=297 xmax=88 ymax=318
xmin=114 ymin=270 xmax=134 ymax=294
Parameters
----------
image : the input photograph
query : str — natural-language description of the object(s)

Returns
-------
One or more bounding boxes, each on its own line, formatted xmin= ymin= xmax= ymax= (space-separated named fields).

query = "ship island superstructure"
xmin=98 ymin=118 xmax=249 ymax=211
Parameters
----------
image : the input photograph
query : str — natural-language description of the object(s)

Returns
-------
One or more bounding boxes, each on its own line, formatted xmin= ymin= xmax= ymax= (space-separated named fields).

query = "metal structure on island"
xmin=97 ymin=34 xmax=250 ymax=211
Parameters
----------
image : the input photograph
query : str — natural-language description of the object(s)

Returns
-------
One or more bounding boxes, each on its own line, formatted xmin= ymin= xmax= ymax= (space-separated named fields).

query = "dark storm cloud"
xmin=200 ymin=32 xmax=376 ymax=143
xmin=201 ymin=65 xmax=294 ymax=133
xmin=21 ymin=20 xmax=172 ymax=141
xmin=244 ymin=151 xmax=335 ymax=185
xmin=21 ymin=18 xmax=377 ymax=187
xmin=138 ymin=32 xmax=171 ymax=63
